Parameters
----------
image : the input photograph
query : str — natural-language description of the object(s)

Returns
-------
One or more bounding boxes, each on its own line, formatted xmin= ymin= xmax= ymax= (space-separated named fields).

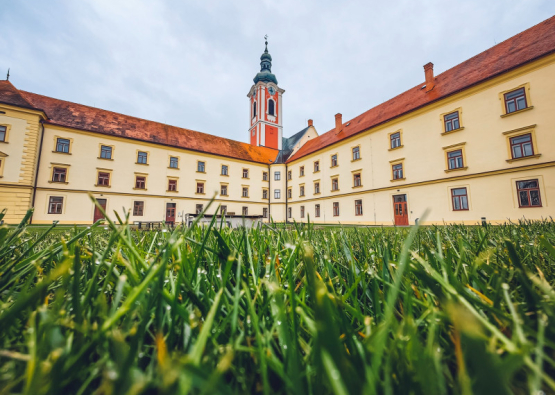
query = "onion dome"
xmin=253 ymin=40 xmax=278 ymax=85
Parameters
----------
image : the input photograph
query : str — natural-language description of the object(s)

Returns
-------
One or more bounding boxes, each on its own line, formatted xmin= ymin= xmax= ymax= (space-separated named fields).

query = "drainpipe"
xmin=285 ymin=163 xmax=288 ymax=224
xmin=30 ymin=120 xmax=45 ymax=224
xmin=267 ymin=163 xmax=271 ymax=222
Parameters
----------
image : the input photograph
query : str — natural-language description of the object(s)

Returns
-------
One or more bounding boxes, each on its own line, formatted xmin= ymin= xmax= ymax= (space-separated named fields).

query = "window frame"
xmin=390 ymin=158 xmax=405 ymax=181
xmin=168 ymin=156 xmax=179 ymax=169
xmin=330 ymin=153 xmax=338 ymax=168
xmin=314 ymin=181 xmax=320 ymax=195
xmin=134 ymin=175 xmax=147 ymax=190
xmin=274 ymin=189 xmax=281 ymax=199
xmin=451 ymin=187 xmax=469 ymax=211
xmin=133 ymin=201 xmax=144 ymax=216
xmin=262 ymin=171 xmax=268 ymax=181
xmin=167 ymin=178 xmax=178 ymax=192
xmin=196 ymin=204 xmax=204 ymax=214
xmin=355 ymin=199 xmax=363 ymax=216
xmin=353 ymin=172 xmax=362 ymax=188
xmin=274 ymin=171 xmax=281 ymax=181
xmin=262 ymin=189 xmax=268 ymax=199
xmin=333 ymin=202 xmax=340 ymax=217
xmin=51 ymin=166 xmax=68 ymax=183
xmin=331 ymin=177 xmax=339 ymax=192
xmin=439 ymin=108 xmax=464 ymax=135
xmin=287 ymin=188 xmax=292 ymax=199
xmin=96 ymin=170 xmax=112 ymax=187
xmin=268 ymin=98 xmax=276 ymax=116
xmin=516 ymin=179 xmax=542 ymax=208
xmin=48 ymin=196 xmax=64 ymax=214
xmin=242 ymin=186 xmax=249 ymax=198
xmin=299 ymin=184 xmax=305 ymax=197
xmin=221 ymin=164 xmax=229 ymax=176
xmin=504 ymin=127 xmax=540 ymax=163
xmin=351 ymin=145 xmax=361 ymax=161
xmin=136 ymin=150 xmax=149 ymax=165
xmin=197 ymin=161 xmax=206 ymax=173
xmin=242 ymin=206 xmax=248 ymax=216
xmin=504 ymin=87 xmax=527 ymax=114
xmin=388 ymin=130 xmax=403 ymax=150
xmin=263 ymin=207 xmax=268 ymax=218
xmin=54 ymin=137 xmax=72 ymax=154
xmin=99 ymin=144 xmax=114 ymax=160
xmin=196 ymin=182 xmax=205 ymax=194
xmin=0 ymin=124 xmax=11 ymax=143
xmin=499 ymin=83 xmax=533 ymax=117
xmin=299 ymin=166 xmax=305 ymax=177
xmin=300 ymin=206 xmax=305 ymax=218
xmin=315 ymin=204 xmax=321 ymax=218
xmin=220 ymin=183 xmax=228 ymax=196
xmin=287 ymin=170 xmax=292 ymax=180
xmin=242 ymin=168 xmax=249 ymax=179
xmin=313 ymin=161 xmax=320 ymax=173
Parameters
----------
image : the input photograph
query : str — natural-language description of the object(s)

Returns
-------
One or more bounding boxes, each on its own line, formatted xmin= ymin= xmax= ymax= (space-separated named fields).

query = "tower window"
xmin=268 ymin=99 xmax=275 ymax=116
xmin=253 ymin=101 xmax=257 ymax=118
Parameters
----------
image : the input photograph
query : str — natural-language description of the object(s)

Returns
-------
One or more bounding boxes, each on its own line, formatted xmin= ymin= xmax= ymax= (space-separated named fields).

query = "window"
xmin=287 ymin=189 xmax=292 ymax=199
xmin=137 ymin=151 xmax=148 ymax=164
xmin=444 ymin=112 xmax=460 ymax=132
xmin=315 ymin=204 xmax=320 ymax=217
xmin=48 ymin=196 xmax=63 ymax=214
xmin=314 ymin=161 xmax=320 ymax=172
xmin=242 ymin=187 xmax=249 ymax=197
xmin=133 ymin=201 xmax=144 ymax=216
xmin=331 ymin=154 xmax=338 ymax=167
xmin=242 ymin=206 xmax=248 ymax=216
xmin=390 ymin=132 xmax=401 ymax=149
xmin=135 ymin=176 xmax=146 ymax=189
xmin=287 ymin=170 xmax=292 ymax=180
xmin=263 ymin=171 xmax=268 ymax=181
xmin=100 ymin=145 xmax=112 ymax=159
xmin=352 ymin=146 xmax=360 ymax=161
xmin=274 ymin=189 xmax=281 ymax=199
xmin=220 ymin=165 xmax=229 ymax=175
xmin=242 ymin=169 xmax=249 ymax=178
xmin=447 ymin=150 xmax=464 ymax=169
xmin=168 ymin=179 xmax=177 ymax=191
xmin=333 ymin=202 xmax=339 ymax=217
xmin=331 ymin=178 xmax=339 ymax=191
xmin=300 ymin=185 xmax=305 ymax=196
xmin=451 ymin=188 xmax=469 ymax=211
xmin=97 ymin=172 xmax=110 ymax=186
xmin=56 ymin=138 xmax=70 ymax=153
xmin=196 ymin=183 xmax=205 ymax=194
xmin=0 ymin=126 xmax=6 ymax=142
xmin=220 ymin=205 xmax=227 ymax=215
xmin=169 ymin=157 xmax=179 ymax=168
xmin=253 ymin=101 xmax=257 ymax=118
xmin=263 ymin=207 xmax=268 ymax=218
xmin=287 ymin=207 xmax=292 ymax=219
xmin=510 ymin=134 xmax=534 ymax=159
xmin=274 ymin=171 xmax=281 ymax=181
xmin=504 ymin=88 xmax=527 ymax=114
xmin=221 ymin=185 xmax=228 ymax=196
xmin=517 ymin=179 xmax=542 ymax=207
xmin=392 ymin=163 xmax=403 ymax=180
xmin=314 ymin=182 xmax=320 ymax=194
xmin=197 ymin=161 xmax=205 ymax=172
xmin=355 ymin=199 xmax=363 ymax=216
xmin=268 ymin=99 xmax=275 ymax=116
xmin=263 ymin=189 xmax=268 ymax=199
xmin=52 ymin=167 xmax=67 ymax=183
xmin=353 ymin=173 xmax=361 ymax=187
xmin=300 ymin=206 xmax=305 ymax=218
xmin=300 ymin=166 xmax=304 ymax=176
xmin=196 ymin=204 xmax=203 ymax=214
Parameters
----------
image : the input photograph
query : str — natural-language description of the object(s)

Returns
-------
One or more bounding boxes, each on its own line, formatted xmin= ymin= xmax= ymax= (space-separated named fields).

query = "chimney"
xmin=424 ymin=62 xmax=435 ymax=92
xmin=308 ymin=119 xmax=313 ymax=127
xmin=335 ymin=113 xmax=342 ymax=132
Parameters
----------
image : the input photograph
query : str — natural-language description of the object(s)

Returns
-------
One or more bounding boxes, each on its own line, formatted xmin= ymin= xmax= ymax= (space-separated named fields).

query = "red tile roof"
xmin=0 ymin=88 xmax=278 ymax=164
xmin=287 ymin=15 xmax=555 ymax=163
xmin=0 ymin=80 xmax=42 ymax=111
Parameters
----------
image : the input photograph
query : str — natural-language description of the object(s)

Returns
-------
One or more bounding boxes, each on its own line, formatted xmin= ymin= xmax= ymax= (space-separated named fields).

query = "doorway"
xmin=93 ymin=199 xmax=107 ymax=222
xmin=166 ymin=203 xmax=176 ymax=224
xmin=393 ymin=194 xmax=408 ymax=226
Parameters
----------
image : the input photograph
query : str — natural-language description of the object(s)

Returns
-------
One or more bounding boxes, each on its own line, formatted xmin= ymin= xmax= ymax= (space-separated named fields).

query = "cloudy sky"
xmin=1 ymin=1 xmax=554 ymax=141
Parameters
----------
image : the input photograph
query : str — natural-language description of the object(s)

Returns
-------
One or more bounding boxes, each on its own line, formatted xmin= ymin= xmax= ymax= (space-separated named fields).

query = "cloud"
xmin=1 ymin=0 xmax=553 ymax=140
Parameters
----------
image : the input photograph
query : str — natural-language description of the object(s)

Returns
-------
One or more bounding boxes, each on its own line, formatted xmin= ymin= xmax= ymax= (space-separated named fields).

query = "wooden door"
xmin=166 ymin=203 xmax=176 ymax=224
xmin=393 ymin=195 xmax=408 ymax=226
xmin=93 ymin=199 xmax=107 ymax=222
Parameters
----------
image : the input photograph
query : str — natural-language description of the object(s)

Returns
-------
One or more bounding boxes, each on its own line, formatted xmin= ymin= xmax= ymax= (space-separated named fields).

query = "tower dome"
xmin=253 ymin=40 xmax=278 ymax=85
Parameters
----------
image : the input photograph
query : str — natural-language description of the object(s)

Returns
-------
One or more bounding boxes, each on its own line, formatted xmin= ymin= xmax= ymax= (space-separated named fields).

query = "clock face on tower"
xmin=268 ymin=87 xmax=275 ymax=95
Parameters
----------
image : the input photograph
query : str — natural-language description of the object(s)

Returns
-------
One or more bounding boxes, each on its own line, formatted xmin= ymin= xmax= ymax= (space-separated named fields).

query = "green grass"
xmin=0 ymin=201 xmax=554 ymax=395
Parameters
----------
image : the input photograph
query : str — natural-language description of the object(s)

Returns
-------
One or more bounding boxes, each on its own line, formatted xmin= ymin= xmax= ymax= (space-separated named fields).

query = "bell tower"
xmin=247 ymin=37 xmax=284 ymax=150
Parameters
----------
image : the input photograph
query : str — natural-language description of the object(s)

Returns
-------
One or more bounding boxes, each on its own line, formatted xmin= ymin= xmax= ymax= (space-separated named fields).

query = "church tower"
xmin=247 ymin=39 xmax=284 ymax=150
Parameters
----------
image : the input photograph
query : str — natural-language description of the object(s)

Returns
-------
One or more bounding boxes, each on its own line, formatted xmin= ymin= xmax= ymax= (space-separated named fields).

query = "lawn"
xmin=0 ymin=204 xmax=554 ymax=394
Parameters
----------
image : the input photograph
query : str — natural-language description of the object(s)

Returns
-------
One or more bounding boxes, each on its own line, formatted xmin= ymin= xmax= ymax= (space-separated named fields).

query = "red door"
xmin=393 ymin=195 xmax=409 ymax=226
xmin=93 ymin=199 xmax=107 ymax=222
xmin=166 ymin=203 xmax=176 ymax=224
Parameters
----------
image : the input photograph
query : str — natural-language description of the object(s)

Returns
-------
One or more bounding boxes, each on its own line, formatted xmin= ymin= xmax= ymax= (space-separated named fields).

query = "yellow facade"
xmin=0 ymin=36 xmax=554 ymax=226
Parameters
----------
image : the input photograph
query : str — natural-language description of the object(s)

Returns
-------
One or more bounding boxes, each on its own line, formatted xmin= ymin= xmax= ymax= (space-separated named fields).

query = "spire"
xmin=253 ymin=35 xmax=278 ymax=85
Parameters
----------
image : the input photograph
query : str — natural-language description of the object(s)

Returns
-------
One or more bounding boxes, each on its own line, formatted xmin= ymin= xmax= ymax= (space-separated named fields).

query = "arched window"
xmin=253 ymin=101 xmax=257 ymax=118
xmin=268 ymin=99 xmax=275 ymax=116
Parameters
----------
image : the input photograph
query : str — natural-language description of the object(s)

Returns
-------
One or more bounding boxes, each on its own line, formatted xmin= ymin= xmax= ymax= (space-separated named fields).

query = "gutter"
xmin=30 ymin=119 xmax=45 ymax=224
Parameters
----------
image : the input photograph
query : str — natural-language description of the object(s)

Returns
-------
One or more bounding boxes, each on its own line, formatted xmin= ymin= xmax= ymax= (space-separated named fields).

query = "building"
xmin=0 ymin=17 xmax=554 ymax=225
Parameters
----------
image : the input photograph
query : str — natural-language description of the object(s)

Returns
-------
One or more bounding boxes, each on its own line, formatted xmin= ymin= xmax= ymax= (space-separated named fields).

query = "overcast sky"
xmin=1 ymin=1 xmax=554 ymax=142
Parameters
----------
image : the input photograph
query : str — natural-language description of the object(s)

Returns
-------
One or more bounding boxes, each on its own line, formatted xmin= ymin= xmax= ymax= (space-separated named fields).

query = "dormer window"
xmin=268 ymin=99 xmax=275 ymax=116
